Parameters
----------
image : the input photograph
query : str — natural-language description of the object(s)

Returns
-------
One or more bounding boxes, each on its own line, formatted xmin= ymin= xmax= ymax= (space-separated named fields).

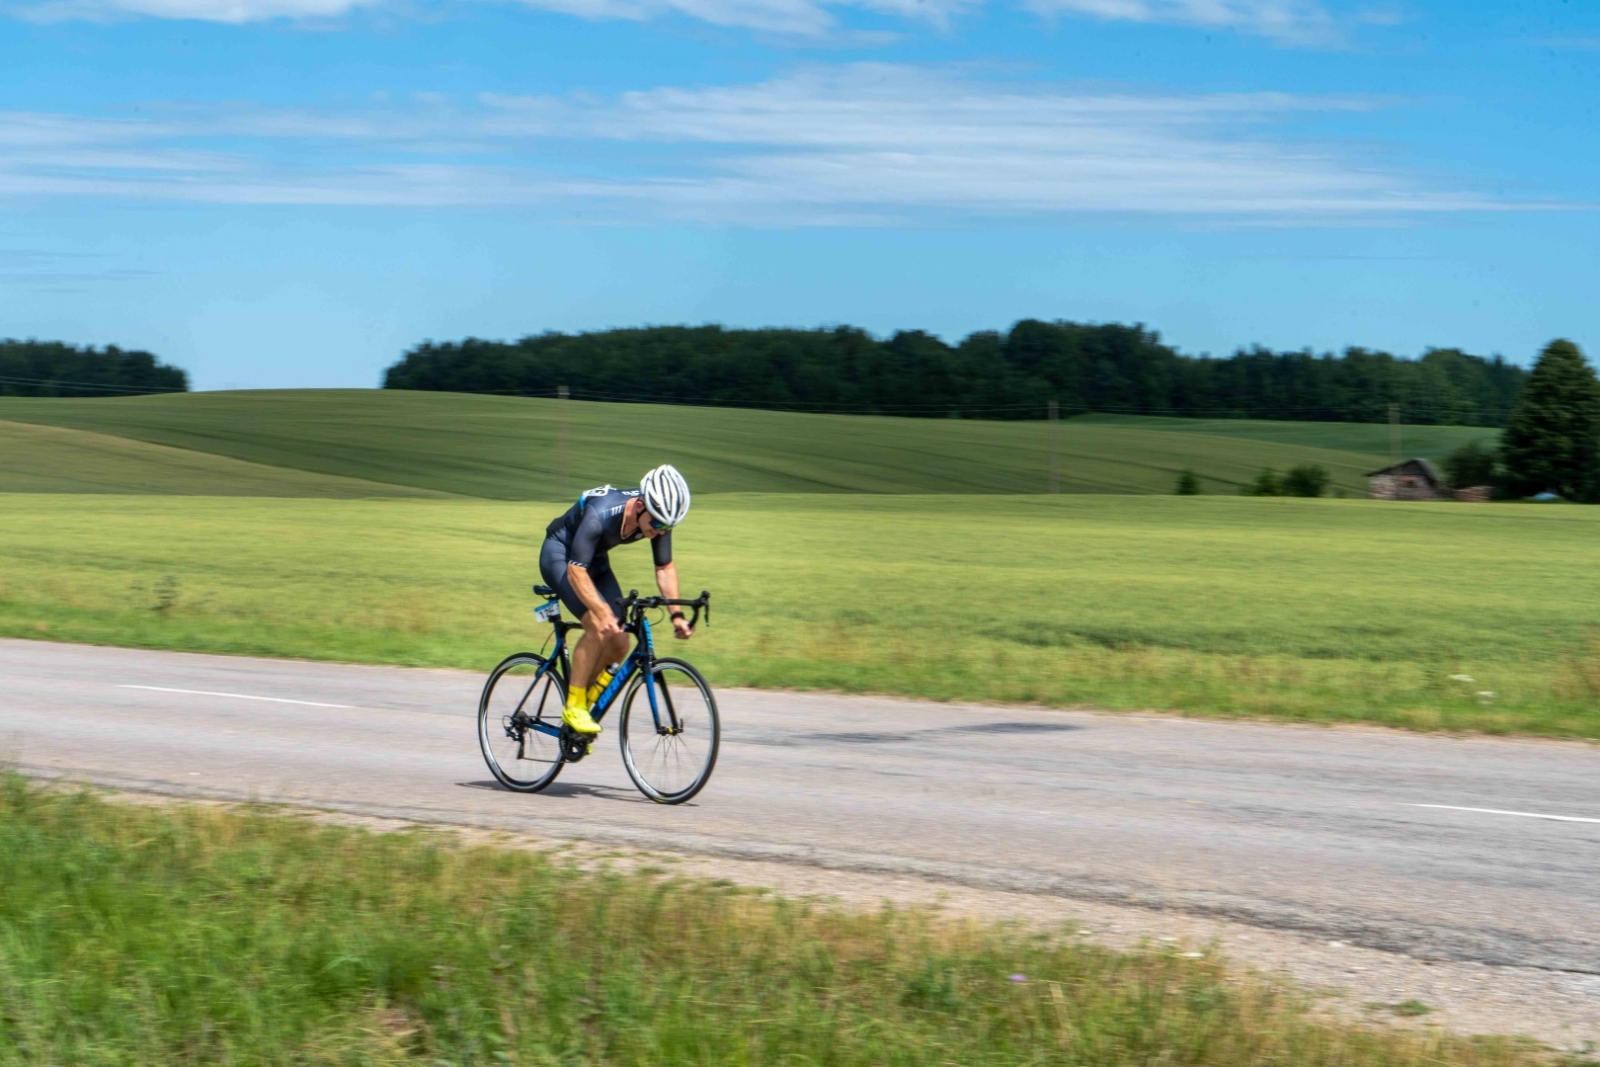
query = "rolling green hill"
xmin=0 ymin=420 xmax=448 ymax=497
xmin=0 ymin=390 xmax=1498 ymax=498
xmin=1076 ymin=414 xmax=1497 ymax=458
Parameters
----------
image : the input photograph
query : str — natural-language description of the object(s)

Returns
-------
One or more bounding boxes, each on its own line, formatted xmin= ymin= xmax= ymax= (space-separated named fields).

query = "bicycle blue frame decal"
xmin=591 ymin=657 xmax=639 ymax=723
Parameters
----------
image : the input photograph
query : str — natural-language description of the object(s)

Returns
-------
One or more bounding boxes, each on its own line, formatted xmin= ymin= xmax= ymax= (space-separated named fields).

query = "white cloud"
xmin=516 ymin=0 xmax=834 ymax=35
xmin=452 ymin=0 xmax=1336 ymax=37
xmin=509 ymin=0 xmax=975 ymax=35
xmin=5 ymin=0 xmax=1339 ymax=41
xmin=12 ymin=0 xmax=372 ymax=22
xmin=1025 ymin=0 xmax=1333 ymax=44
xmin=0 ymin=67 xmax=1550 ymax=222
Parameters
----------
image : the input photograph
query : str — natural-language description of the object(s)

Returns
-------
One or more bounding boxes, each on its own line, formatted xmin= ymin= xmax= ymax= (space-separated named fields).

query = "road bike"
xmin=477 ymin=586 xmax=718 ymax=804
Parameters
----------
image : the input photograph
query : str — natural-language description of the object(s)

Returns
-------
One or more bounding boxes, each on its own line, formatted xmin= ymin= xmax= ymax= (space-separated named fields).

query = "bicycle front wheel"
xmin=619 ymin=657 xmax=720 ymax=804
xmin=478 ymin=653 xmax=566 ymax=793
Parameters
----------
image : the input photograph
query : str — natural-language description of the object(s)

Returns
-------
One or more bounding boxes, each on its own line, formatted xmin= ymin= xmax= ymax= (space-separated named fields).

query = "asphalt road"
xmin=3 ymin=638 xmax=1596 ymax=973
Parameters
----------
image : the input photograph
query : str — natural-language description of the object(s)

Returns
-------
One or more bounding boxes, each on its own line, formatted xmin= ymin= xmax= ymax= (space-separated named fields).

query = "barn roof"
xmin=1364 ymin=458 xmax=1443 ymax=486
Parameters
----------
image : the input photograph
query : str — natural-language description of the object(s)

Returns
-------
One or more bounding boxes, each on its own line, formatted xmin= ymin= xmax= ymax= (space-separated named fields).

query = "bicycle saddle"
xmin=533 ymin=584 xmax=555 ymax=596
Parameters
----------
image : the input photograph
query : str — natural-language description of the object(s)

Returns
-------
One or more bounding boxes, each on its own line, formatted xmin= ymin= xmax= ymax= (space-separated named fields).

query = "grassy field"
xmin=0 ymin=776 xmax=1557 ymax=1066
xmin=0 ymin=420 xmax=446 ymax=496
xmin=1079 ymin=414 xmax=1496 ymax=459
xmin=0 ymin=390 xmax=1497 ymax=498
xmin=3 ymin=493 xmax=1596 ymax=736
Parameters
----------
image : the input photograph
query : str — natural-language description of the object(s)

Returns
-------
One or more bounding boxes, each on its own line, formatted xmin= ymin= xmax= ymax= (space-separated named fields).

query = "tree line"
xmin=1192 ymin=340 xmax=1600 ymax=503
xmin=381 ymin=321 xmax=1527 ymax=426
xmin=0 ymin=341 xmax=189 ymax=397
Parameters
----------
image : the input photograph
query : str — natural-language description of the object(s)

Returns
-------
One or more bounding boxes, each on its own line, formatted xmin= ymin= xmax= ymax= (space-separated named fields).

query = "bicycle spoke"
xmin=479 ymin=656 xmax=565 ymax=791
xmin=620 ymin=659 xmax=719 ymax=804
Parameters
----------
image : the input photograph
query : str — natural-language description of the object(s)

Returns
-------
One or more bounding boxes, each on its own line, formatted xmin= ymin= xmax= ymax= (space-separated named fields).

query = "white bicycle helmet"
xmin=640 ymin=464 xmax=691 ymax=528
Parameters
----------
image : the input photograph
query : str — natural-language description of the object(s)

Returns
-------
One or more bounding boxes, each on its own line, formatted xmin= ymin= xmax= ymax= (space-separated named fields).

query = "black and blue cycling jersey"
xmin=540 ymin=485 xmax=672 ymax=618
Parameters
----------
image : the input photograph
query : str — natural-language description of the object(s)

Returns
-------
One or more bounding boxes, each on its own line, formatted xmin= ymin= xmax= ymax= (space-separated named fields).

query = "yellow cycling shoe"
xmin=562 ymin=704 xmax=602 ymax=735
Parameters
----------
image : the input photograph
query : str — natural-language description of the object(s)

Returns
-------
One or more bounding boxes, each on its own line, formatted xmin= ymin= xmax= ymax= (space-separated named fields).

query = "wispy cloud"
xmin=11 ymin=0 xmax=372 ymax=22
xmin=1024 ymin=0 xmax=1333 ymax=44
xmin=505 ymin=0 xmax=978 ymax=35
xmin=0 ymin=66 xmax=1557 ymax=222
xmin=6 ymin=0 xmax=1341 ymax=42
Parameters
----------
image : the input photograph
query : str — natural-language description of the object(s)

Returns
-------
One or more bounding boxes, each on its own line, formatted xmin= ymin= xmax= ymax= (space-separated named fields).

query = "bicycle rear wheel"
xmin=478 ymin=653 xmax=566 ymax=792
xmin=618 ymin=657 xmax=720 ymax=804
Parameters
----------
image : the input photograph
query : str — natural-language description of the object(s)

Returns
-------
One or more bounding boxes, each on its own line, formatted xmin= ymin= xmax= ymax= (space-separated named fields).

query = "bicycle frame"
xmin=520 ymin=600 xmax=681 ymax=741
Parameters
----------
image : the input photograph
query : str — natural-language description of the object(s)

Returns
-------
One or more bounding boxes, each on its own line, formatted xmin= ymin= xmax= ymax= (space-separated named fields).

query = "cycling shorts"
xmin=539 ymin=536 xmax=623 ymax=621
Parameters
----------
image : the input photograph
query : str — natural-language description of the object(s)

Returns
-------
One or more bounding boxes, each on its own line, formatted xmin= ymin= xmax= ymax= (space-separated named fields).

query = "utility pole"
xmin=1048 ymin=399 xmax=1060 ymax=494
xmin=1388 ymin=402 xmax=1401 ymax=463
xmin=558 ymin=385 xmax=570 ymax=500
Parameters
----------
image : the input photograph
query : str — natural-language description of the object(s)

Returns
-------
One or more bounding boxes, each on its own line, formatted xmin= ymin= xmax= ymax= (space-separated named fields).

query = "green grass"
xmin=0 ymin=420 xmax=447 ymax=497
xmin=0 ymin=776 xmax=1559 ymax=1066
xmin=3 ymin=494 xmax=1597 ymax=736
xmin=1079 ymin=414 xmax=1498 ymax=460
xmin=0 ymin=390 xmax=1488 ymax=499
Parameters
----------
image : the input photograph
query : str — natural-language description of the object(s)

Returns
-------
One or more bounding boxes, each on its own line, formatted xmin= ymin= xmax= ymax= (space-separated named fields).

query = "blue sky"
xmin=2 ymin=0 xmax=1597 ymax=388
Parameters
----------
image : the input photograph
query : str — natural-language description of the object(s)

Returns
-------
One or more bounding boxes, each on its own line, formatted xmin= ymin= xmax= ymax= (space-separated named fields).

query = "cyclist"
xmin=539 ymin=464 xmax=694 ymax=737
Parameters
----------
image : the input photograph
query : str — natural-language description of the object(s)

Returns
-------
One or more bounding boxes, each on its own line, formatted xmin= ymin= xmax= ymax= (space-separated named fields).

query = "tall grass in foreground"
xmin=0 ymin=778 xmax=1559 ymax=1067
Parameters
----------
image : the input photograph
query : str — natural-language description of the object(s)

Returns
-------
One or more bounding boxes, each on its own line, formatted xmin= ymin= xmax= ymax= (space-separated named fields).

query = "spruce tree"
xmin=1500 ymin=340 xmax=1600 ymax=502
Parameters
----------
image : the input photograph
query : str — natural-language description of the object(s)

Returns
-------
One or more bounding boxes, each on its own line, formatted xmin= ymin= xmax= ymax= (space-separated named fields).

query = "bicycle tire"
xmin=478 ymin=652 xmax=566 ymax=793
xmin=618 ymin=657 xmax=720 ymax=804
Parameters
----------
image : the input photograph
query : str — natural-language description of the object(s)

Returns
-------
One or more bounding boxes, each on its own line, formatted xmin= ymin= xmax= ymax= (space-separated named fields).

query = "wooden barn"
xmin=1366 ymin=458 xmax=1445 ymax=501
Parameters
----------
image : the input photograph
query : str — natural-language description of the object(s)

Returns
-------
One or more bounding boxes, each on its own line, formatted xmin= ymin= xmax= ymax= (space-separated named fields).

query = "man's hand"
xmin=593 ymin=608 xmax=623 ymax=640
xmin=568 ymin=563 xmax=622 ymax=639
xmin=671 ymin=614 xmax=693 ymax=640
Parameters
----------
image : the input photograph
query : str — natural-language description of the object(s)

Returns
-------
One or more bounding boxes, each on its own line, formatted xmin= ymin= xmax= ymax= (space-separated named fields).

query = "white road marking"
xmin=117 ymin=685 xmax=353 ymax=709
xmin=1413 ymin=803 xmax=1600 ymax=825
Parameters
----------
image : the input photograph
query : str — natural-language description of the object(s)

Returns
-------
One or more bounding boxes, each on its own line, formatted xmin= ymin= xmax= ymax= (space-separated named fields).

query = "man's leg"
xmin=563 ymin=562 xmax=628 ymax=729
xmin=573 ymin=623 xmax=629 ymax=694
xmin=566 ymin=621 xmax=628 ymax=735
xmin=569 ymin=621 xmax=608 ymax=695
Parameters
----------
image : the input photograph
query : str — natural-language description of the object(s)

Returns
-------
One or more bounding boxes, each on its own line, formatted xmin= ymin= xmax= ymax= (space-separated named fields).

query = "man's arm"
xmin=568 ymin=563 xmax=621 ymax=638
xmin=655 ymin=561 xmax=692 ymax=640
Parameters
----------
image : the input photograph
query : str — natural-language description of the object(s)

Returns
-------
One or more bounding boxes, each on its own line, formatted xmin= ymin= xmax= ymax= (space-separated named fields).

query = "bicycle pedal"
xmin=557 ymin=727 xmax=593 ymax=763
